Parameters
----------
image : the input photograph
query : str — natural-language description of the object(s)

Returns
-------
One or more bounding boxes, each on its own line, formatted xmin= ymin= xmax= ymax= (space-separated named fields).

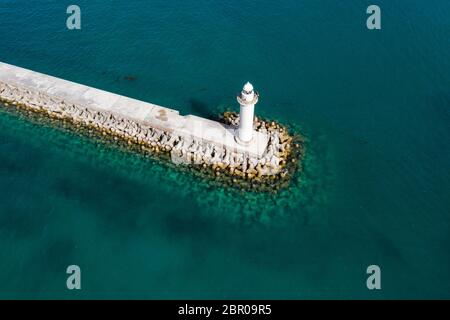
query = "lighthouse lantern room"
xmin=236 ymin=82 xmax=259 ymax=145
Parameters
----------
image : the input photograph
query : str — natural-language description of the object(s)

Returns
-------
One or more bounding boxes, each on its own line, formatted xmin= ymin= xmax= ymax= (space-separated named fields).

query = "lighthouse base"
xmin=234 ymin=133 xmax=255 ymax=146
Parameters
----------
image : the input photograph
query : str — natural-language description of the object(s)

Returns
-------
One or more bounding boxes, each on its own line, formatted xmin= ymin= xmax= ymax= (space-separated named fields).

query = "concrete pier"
xmin=0 ymin=62 xmax=268 ymax=157
xmin=0 ymin=62 xmax=291 ymax=179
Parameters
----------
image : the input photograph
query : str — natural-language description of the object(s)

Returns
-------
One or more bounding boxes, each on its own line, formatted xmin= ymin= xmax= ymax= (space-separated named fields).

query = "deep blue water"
xmin=0 ymin=0 xmax=449 ymax=299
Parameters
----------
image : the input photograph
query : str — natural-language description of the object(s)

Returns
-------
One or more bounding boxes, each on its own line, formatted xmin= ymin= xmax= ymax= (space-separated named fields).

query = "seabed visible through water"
xmin=0 ymin=100 xmax=335 ymax=225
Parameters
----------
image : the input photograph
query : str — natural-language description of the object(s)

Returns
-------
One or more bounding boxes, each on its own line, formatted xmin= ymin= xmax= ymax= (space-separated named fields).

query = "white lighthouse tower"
xmin=236 ymin=82 xmax=259 ymax=145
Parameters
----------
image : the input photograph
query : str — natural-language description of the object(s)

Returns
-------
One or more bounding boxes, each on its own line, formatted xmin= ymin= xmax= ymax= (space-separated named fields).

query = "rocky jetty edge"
xmin=0 ymin=82 xmax=305 ymax=193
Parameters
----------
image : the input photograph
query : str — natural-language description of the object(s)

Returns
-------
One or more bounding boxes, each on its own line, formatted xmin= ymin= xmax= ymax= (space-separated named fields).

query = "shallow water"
xmin=0 ymin=0 xmax=449 ymax=298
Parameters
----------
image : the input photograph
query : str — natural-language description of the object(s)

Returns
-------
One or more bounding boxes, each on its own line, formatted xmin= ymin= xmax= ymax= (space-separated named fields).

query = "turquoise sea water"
xmin=0 ymin=0 xmax=449 ymax=299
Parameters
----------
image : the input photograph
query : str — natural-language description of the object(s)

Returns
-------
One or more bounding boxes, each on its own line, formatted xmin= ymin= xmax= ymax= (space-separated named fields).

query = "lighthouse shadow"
xmin=188 ymin=98 xmax=217 ymax=120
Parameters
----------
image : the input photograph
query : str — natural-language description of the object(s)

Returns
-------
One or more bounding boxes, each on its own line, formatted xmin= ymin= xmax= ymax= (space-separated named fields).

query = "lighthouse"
xmin=236 ymin=82 xmax=259 ymax=145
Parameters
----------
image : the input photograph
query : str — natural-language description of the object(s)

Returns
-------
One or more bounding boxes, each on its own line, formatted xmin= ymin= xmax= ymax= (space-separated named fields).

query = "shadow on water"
xmin=188 ymin=98 xmax=217 ymax=119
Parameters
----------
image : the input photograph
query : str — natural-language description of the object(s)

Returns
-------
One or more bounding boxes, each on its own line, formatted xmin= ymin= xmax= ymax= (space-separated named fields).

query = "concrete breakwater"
xmin=0 ymin=62 xmax=303 ymax=189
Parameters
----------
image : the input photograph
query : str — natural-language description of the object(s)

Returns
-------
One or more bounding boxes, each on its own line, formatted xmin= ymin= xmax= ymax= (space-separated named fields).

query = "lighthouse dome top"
xmin=243 ymin=82 xmax=254 ymax=93
xmin=237 ymin=81 xmax=259 ymax=106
